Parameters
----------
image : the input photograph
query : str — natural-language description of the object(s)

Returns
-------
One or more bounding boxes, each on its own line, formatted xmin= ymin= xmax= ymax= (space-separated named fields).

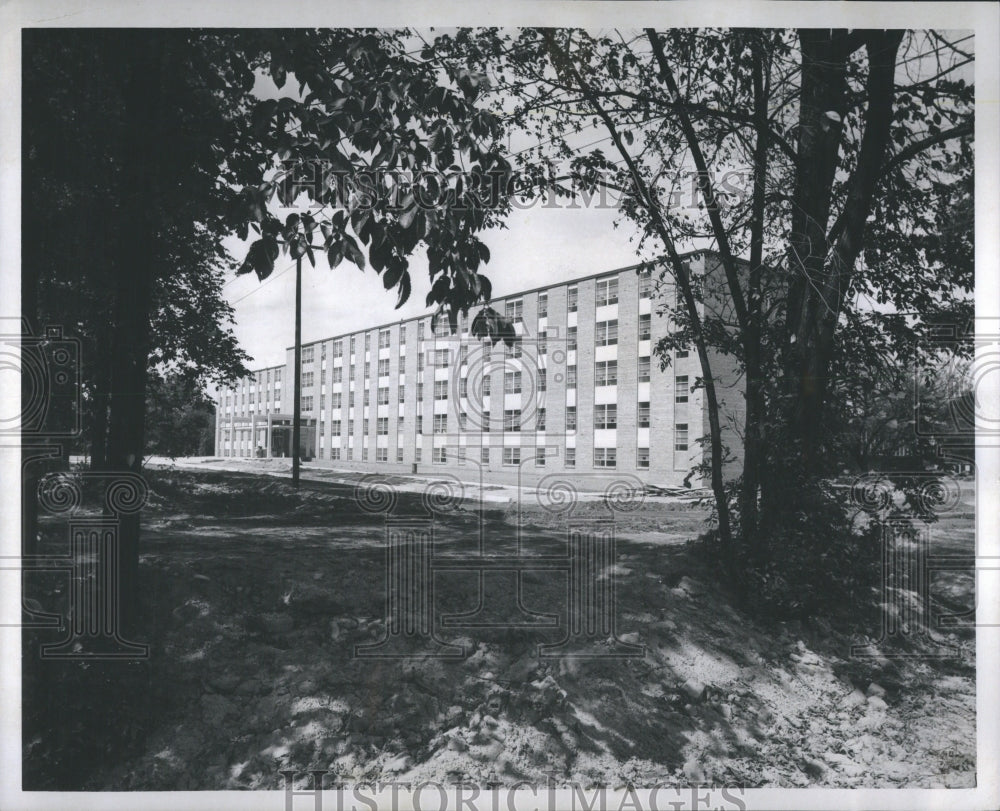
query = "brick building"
xmin=215 ymin=251 xmax=746 ymax=488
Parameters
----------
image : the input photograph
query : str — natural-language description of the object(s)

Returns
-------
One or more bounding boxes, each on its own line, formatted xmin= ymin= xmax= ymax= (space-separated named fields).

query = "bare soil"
xmin=22 ymin=464 xmax=976 ymax=790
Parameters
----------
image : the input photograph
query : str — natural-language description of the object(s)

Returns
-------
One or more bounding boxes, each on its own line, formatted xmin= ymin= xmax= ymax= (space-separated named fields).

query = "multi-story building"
xmin=215 ymin=251 xmax=745 ymax=487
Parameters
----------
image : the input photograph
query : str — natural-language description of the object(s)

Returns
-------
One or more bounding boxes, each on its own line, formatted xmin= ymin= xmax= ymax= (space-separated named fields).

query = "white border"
xmin=1 ymin=3 xmax=997 ymax=810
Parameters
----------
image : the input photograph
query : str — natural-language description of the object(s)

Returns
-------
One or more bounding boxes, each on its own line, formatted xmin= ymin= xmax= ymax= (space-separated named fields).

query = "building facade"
xmin=215 ymin=252 xmax=745 ymax=488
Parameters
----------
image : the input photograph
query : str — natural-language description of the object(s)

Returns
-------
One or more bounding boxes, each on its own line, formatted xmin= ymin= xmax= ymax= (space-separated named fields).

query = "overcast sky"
xmin=223 ymin=203 xmax=645 ymax=370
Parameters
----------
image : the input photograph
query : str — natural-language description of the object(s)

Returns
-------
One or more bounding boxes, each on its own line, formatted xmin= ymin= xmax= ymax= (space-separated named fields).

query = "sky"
xmin=223 ymin=203 xmax=644 ymax=371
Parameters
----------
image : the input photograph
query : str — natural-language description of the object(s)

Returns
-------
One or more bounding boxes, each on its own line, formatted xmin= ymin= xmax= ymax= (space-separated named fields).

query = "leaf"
xmin=327 ymin=240 xmax=345 ymax=270
xmin=343 ymin=235 xmax=366 ymax=270
xmin=394 ymin=271 xmax=411 ymax=309
xmin=238 ymin=238 xmax=279 ymax=281
xmin=272 ymin=61 xmax=287 ymax=89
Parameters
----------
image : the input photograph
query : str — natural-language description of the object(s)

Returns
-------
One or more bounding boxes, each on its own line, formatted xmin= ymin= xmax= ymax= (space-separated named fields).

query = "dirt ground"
xmin=22 ymin=463 xmax=976 ymax=790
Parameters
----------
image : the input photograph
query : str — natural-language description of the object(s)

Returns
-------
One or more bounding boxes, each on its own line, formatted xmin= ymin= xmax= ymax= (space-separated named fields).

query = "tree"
xmin=23 ymin=28 xmax=517 ymax=636
xmin=144 ymin=372 xmax=219 ymax=459
xmin=431 ymin=28 xmax=973 ymax=596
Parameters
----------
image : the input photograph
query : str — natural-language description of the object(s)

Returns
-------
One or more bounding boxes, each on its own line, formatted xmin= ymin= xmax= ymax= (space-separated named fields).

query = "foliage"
xmin=430 ymin=27 xmax=974 ymax=607
xmin=231 ymin=30 xmax=517 ymax=342
xmin=144 ymin=373 xmax=218 ymax=458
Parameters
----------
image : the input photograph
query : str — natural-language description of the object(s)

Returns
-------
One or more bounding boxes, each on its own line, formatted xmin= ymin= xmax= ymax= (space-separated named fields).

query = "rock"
xmin=843 ymin=689 xmax=867 ymax=709
xmin=867 ymin=695 xmax=888 ymax=710
xmin=193 ymin=574 xmax=211 ymax=582
xmin=446 ymin=736 xmax=468 ymax=752
xmin=682 ymin=756 xmax=706 ymax=783
xmin=719 ymin=703 xmax=733 ymax=720
xmin=200 ymin=694 xmax=235 ymax=726
xmin=676 ymin=576 xmax=703 ymax=596
xmin=800 ymin=757 xmax=826 ymax=780
xmin=866 ymin=682 xmax=886 ymax=698
xmin=681 ymin=678 xmax=707 ymax=702
xmin=619 ymin=631 xmax=641 ymax=645
xmin=206 ymin=673 xmax=241 ymax=695
xmin=383 ymin=754 xmax=411 ymax=774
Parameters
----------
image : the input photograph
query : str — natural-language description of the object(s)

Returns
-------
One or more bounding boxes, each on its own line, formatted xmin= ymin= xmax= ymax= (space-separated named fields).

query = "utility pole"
xmin=292 ymin=255 xmax=302 ymax=487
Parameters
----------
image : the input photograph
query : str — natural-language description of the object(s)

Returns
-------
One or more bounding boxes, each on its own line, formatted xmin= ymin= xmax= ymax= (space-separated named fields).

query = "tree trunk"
xmin=104 ymin=32 xmax=165 ymax=636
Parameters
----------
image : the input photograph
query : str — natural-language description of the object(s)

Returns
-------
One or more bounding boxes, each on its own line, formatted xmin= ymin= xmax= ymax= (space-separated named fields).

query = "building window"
xmin=594 ymin=447 xmax=617 ymax=468
xmin=535 ymin=447 xmax=546 ymax=466
xmin=433 ymin=447 xmax=447 ymax=464
xmin=333 ymin=340 xmax=343 ymax=358
xmin=505 ymin=341 xmax=522 ymax=359
xmin=434 ymin=348 xmax=449 ymax=368
xmin=332 ymin=393 xmax=342 ymax=409
xmin=481 ymin=410 xmax=491 ymax=432
xmin=638 ymin=448 xmax=650 ymax=468
xmin=301 ymin=395 xmax=313 ymax=411
xmin=434 ymin=414 xmax=448 ymax=434
xmin=638 ymin=402 xmax=650 ymax=428
xmin=538 ymin=293 xmax=548 ymax=318
xmin=379 ymin=330 xmax=391 ymax=349
xmin=567 ymin=366 xmax=577 ymax=389
xmin=504 ymin=370 xmax=522 ymax=394
xmin=398 ymin=385 xmax=406 ymax=403
xmin=398 ymin=416 xmax=405 ymax=434
xmin=459 ymin=377 xmax=468 ymax=398
xmin=376 ymin=447 xmax=388 ymax=462
xmin=377 ymin=417 xmax=389 ymax=435
xmin=676 ymin=348 xmax=689 ymax=359
xmin=675 ymin=423 xmax=689 ymax=451
xmin=275 ymin=369 xmax=282 ymax=382
xmin=458 ymin=446 xmax=467 ymax=463
xmin=302 ymin=372 xmax=314 ymax=388
xmin=333 ymin=367 xmax=343 ymax=383
xmin=567 ymin=285 xmax=578 ymax=312
xmin=594 ymin=404 xmax=617 ymax=430
xmin=417 ymin=416 xmax=424 ymax=434
xmin=349 ymin=364 xmax=356 ymax=381
xmin=505 ymin=298 xmax=524 ymax=323
xmin=482 ymin=376 xmax=491 ymax=397
xmin=595 ymin=360 xmax=618 ymax=387
xmin=639 ymin=272 xmax=652 ymax=299
xmin=397 ymin=447 xmax=404 ymax=462
xmin=503 ymin=447 xmax=521 ymax=466
xmin=365 ymin=334 xmax=371 ymax=350
xmin=418 ymin=352 xmax=425 ymax=371
xmin=460 ymin=344 xmax=469 ymax=365
xmin=481 ymin=447 xmax=490 ymax=464
xmin=302 ymin=346 xmax=315 ymax=363
xmin=415 ymin=446 xmax=421 ymax=462
xmin=418 ymin=321 xmax=425 ymax=340
xmin=566 ymin=406 xmax=577 ymax=432
xmin=537 ymin=331 xmax=547 ymax=356
xmin=417 ymin=383 xmax=424 ymax=401
xmin=459 ymin=412 xmax=468 ymax=430
xmin=675 ymin=375 xmax=689 ymax=403
xmin=378 ymin=358 xmax=390 ymax=377
xmin=568 ymin=326 xmax=577 ymax=352
xmin=504 ymin=409 xmax=521 ymax=432
xmin=596 ymin=320 xmax=618 ymax=347
xmin=565 ymin=447 xmax=576 ymax=467
xmin=320 ymin=394 xmax=326 ymax=410
xmin=364 ymin=362 xmax=370 ymax=379
xmin=332 ymin=419 xmax=342 ymax=435
xmin=362 ymin=447 xmax=369 ymax=461
xmin=399 ymin=326 xmax=407 ymax=346
xmin=363 ymin=418 xmax=370 ymax=434
xmin=639 ymin=357 xmax=651 ymax=383
xmin=536 ymin=408 xmax=546 ymax=431
xmin=348 ymin=419 xmax=355 ymax=434
xmin=639 ymin=314 xmax=651 ymax=341
xmin=596 ymin=276 xmax=618 ymax=306
xmin=434 ymin=380 xmax=449 ymax=400
xmin=378 ymin=387 xmax=390 ymax=405
xmin=538 ymin=369 xmax=547 ymax=391
xmin=364 ymin=390 xmax=370 ymax=406
xmin=331 ymin=447 xmax=341 ymax=461
xmin=350 ymin=336 xmax=356 ymax=354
